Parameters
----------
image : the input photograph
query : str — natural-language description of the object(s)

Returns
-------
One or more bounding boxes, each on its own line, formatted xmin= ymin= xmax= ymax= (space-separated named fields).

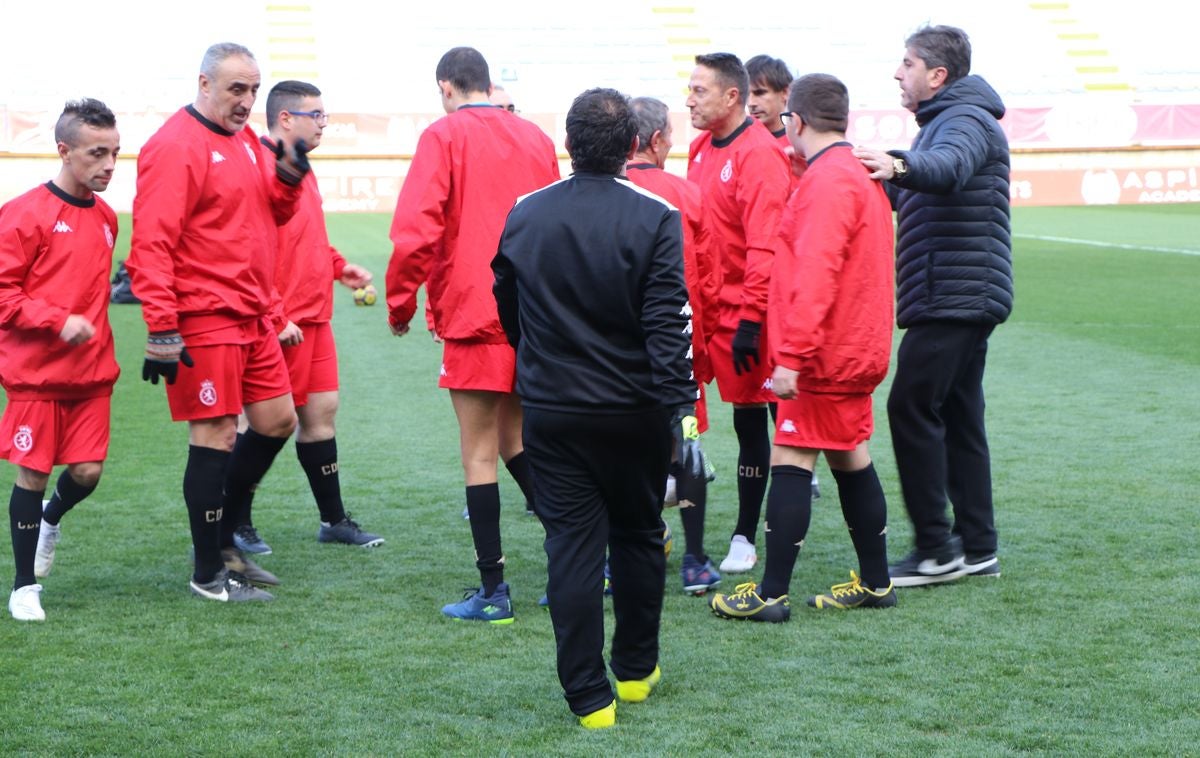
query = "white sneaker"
xmin=719 ymin=535 xmax=758 ymax=573
xmin=663 ymin=475 xmax=678 ymax=507
xmin=35 ymin=520 xmax=60 ymax=578
xmin=9 ymin=584 xmax=46 ymax=621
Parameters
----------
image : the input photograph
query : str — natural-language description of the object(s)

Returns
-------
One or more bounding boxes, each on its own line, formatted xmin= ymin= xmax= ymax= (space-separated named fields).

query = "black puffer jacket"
xmin=888 ymin=75 xmax=1013 ymax=328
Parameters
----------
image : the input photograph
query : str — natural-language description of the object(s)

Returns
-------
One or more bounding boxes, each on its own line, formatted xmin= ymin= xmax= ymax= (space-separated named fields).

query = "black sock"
xmin=465 ymin=483 xmax=503 ymax=595
xmin=9 ymin=485 xmax=44 ymax=590
xmin=503 ymin=451 xmax=536 ymax=512
xmin=676 ymin=465 xmax=707 ymax=561
xmin=759 ymin=465 xmax=813 ymax=600
xmin=832 ymin=463 xmax=890 ymax=589
xmin=228 ymin=432 xmax=253 ymax=529
xmin=184 ymin=446 xmax=229 ymax=583
xmin=220 ymin=429 xmax=287 ymax=547
xmin=297 ymin=438 xmax=346 ymax=525
xmin=732 ymin=406 xmax=771 ymax=542
xmin=42 ymin=469 xmax=98 ymax=526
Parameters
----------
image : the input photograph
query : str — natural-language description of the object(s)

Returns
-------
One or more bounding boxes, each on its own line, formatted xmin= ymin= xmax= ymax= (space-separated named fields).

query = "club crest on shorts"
xmin=13 ymin=425 xmax=34 ymax=453
xmin=720 ymin=159 xmax=733 ymax=183
xmin=199 ymin=379 xmax=218 ymax=407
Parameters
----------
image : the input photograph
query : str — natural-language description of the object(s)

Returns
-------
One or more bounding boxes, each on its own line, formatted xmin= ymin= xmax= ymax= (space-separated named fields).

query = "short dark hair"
xmin=630 ymin=97 xmax=669 ymax=153
xmin=266 ymin=80 xmax=322 ymax=129
xmin=906 ymin=25 xmax=972 ymax=83
xmin=54 ymin=98 xmax=116 ymax=146
xmin=436 ymin=47 xmax=491 ymax=94
xmin=787 ymin=74 xmax=849 ymax=134
xmin=745 ymin=55 xmax=792 ymax=93
xmin=566 ymin=88 xmax=637 ymax=175
xmin=695 ymin=52 xmax=749 ymax=106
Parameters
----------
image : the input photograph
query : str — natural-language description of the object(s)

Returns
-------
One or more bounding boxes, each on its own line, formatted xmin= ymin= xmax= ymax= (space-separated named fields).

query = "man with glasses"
xmin=219 ymin=80 xmax=385 ymax=556
xmin=387 ymin=46 xmax=559 ymax=623
xmin=490 ymin=84 xmax=517 ymax=113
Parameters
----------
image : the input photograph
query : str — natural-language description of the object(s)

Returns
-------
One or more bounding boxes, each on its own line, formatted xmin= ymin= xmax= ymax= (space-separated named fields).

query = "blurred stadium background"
xmin=2 ymin=0 xmax=1198 ymax=211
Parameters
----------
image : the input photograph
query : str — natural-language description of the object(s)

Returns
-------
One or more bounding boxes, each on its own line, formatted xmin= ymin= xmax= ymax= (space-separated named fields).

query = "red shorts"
xmin=774 ymin=390 xmax=874 ymax=451
xmin=167 ymin=323 xmax=292 ymax=421
xmin=709 ymin=322 xmax=775 ymax=405
xmin=282 ymin=322 xmax=339 ymax=408
xmin=0 ymin=395 xmax=111 ymax=473
xmin=438 ymin=339 xmax=516 ymax=393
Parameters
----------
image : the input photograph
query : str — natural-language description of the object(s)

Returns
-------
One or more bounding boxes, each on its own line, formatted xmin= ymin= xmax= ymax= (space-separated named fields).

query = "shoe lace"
xmin=828 ymin=571 xmax=866 ymax=599
xmin=341 ymin=513 xmax=362 ymax=532
xmin=727 ymin=582 xmax=761 ymax=600
xmin=239 ymin=525 xmax=260 ymax=541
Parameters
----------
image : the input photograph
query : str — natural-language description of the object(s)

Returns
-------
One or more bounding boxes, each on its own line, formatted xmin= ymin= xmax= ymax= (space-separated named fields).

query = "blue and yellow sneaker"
xmin=708 ymin=582 xmax=790 ymax=622
xmin=441 ymin=583 xmax=514 ymax=624
xmin=616 ymin=665 xmax=661 ymax=703
xmin=579 ymin=701 xmax=616 ymax=729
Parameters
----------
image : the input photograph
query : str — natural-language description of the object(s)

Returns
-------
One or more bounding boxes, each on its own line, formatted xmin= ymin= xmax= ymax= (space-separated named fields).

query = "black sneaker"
xmin=890 ymin=538 xmax=967 ymax=587
xmin=708 ymin=582 xmax=790 ymax=623
xmin=233 ymin=524 xmax=272 ymax=555
xmin=963 ymin=553 xmax=1000 ymax=578
xmin=318 ymin=515 xmax=385 ymax=547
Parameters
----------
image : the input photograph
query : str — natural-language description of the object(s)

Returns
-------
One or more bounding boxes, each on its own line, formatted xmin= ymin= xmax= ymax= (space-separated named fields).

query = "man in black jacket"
xmin=493 ymin=88 xmax=699 ymax=729
xmin=855 ymin=25 xmax=1013 ymax=586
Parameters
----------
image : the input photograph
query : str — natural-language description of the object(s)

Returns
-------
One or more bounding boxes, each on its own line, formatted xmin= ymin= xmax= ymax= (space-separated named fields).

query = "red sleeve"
xmin=0 ymin=203 xmax=69 ymax=335
xmin=128 ymin=135 xmax=202 ymax=333
xmin=735 ymin=144 xmax=789 ymax=322
xmin=776 ymin=177 xmax=855 ymax=369
xmin=330 ymin=246 xmax=347 ymax=281
xmin=386 ymin=126 xmax=451 ymax=330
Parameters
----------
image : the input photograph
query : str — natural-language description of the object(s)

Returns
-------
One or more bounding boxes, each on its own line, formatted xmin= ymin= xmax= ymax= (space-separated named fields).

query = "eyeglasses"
xmin=288 ymin=110 xmax=329 ymax=125
xmin=780 ymin=111 xmax=798 ymax=125
xmin=503 ymin=104 xmax=517 ymax=113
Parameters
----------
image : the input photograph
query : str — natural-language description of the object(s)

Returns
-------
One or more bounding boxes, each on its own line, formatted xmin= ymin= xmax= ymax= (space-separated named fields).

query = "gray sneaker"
xmin=189 ymin=569 xmax=274 ymax=602
xmin=318 ymin=515 xmax=384 ymax=547
xmin=233 ymin=524 xmax=272 ymax=555
xmin=221 ymin=547 xmax=280 ymax=586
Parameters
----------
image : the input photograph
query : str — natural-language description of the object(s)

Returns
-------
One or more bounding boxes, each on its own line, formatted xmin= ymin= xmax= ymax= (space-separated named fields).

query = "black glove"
xmin=670 ymin=406 xmax=704 ymax=481
xmin=273 ymin=137 xmax=311 ymax=186
xmin=143 ymin=331 xmax=194 ymax=386
xmin=731 ymin=319 xmax=761 ymax=376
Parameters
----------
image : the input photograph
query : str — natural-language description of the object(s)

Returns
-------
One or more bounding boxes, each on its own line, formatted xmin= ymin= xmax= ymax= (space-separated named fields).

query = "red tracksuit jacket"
xmin=387 ymin=105 xmax=560 ymax=341
xmin=687 ymin=117 xmax=790 ymax=326
xmin=128 ymin=106 xmax=301 ymax=342
xmin=0 ymin=183 xmax=120 ymax=400
xmin=770 ymin=143 xmax=895 ymax=394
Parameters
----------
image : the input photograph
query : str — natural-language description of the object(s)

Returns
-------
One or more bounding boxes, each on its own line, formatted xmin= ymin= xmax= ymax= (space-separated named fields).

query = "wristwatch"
xmin=891 ymin=157 xmax=909 ymax=180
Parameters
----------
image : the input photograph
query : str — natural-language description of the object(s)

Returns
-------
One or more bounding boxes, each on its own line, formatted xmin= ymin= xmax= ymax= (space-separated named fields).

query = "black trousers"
xmin=888 ymin=322 xmax=998 ymax=555
xmin=523 ymin=406 xmax=669 ymax=717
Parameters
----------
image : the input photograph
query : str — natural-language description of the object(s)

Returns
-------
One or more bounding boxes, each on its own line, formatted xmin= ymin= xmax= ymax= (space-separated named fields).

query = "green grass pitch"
xmin=1 ymin=204 xmax=1197 ymax=755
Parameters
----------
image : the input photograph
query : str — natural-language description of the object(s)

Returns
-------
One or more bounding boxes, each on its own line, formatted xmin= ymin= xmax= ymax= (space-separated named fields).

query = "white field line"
xmin=1015 ymin=233 xmax=1200 ymax=257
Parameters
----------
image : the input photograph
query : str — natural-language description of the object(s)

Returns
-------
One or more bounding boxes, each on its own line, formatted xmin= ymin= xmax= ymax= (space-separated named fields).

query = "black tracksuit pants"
xmin=523 ymin=405 xmax=670 ymax=717
xmin=888 ymin=322 xmax=998 ymax=555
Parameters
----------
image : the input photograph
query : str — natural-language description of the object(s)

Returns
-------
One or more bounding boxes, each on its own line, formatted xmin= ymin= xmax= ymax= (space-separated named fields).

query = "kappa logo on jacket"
xmin=211 ymin=151 xmax=226 ymax=164
xmin=52 ymin=220 xmax=73 ymax=234
xmin=243 ymin=143 xmax=257 ymax=164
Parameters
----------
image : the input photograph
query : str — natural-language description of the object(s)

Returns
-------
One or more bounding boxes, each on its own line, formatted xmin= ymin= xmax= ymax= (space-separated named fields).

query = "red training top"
xmin=387 ymin=105 xmax=560 ymax=341
xmin=128 ymin=106 xmax=301 ymax=344
xmin=0 ymin=182 xmax=120 ymax=400
xmin=770 ymin=143 xmax=895 ymax=394
xmin=260 ymin=136 xmax=347 ymax=325
xmin=625 ymin=163 xmax=722 ymax=385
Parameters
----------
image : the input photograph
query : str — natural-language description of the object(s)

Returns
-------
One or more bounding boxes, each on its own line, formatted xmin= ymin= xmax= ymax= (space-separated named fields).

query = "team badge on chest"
xmin=103 ymin=223 xmax=114 ymax=249
xmin=720 ymin=159 xmax=733 ymax=183
xmin=199 ymin=379 xmax=218 ymax=407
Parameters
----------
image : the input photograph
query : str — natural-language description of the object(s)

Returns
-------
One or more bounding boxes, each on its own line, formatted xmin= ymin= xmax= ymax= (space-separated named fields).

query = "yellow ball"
xmin=353 ymin=284 xmax=377 ymax=306
xmin=663 ymin=522 xmax=673 ymax=559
